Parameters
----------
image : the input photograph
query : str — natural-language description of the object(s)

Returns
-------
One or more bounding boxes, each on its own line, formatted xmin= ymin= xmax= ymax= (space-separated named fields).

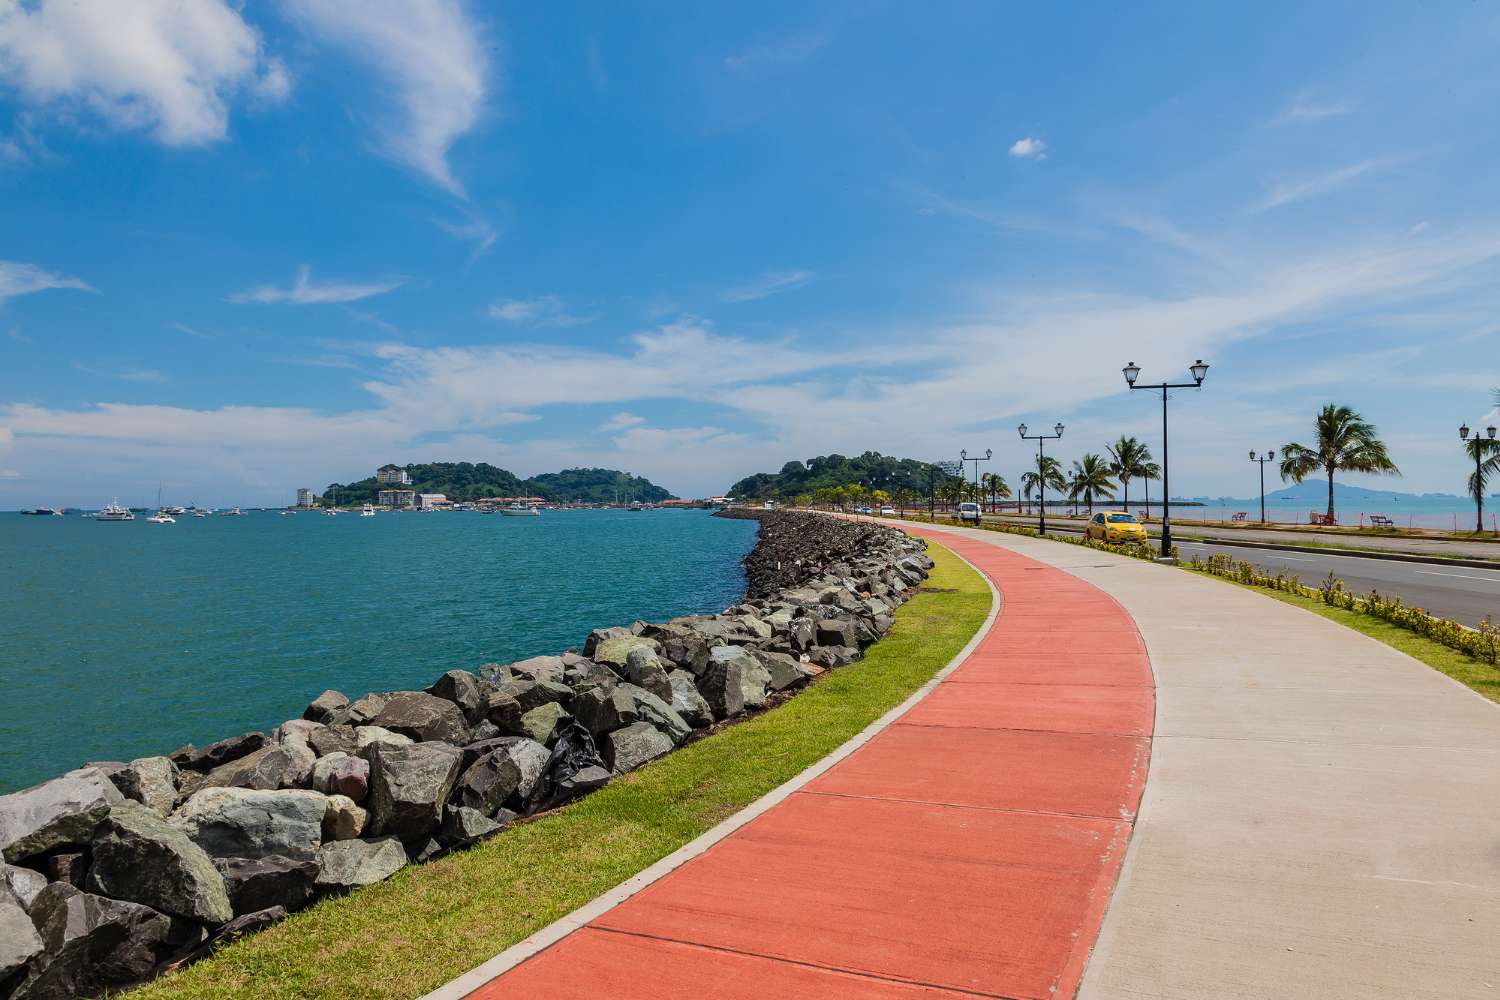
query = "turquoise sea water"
xmin=0 ymin=509 xmax=757 ymax=793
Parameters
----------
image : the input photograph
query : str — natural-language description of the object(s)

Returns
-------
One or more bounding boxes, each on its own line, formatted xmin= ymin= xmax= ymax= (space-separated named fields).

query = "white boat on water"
xmin=147 ymin=484 xmax=176 ymax=523
xmin=360 ymin=503 xmax=375 ymax=517
xmin=96 ymin=499 xmax=133 ymax=521
xmin=193 ymin=509 xmax=210 ymax=517
xmin=219 ymin=506 xmax=244 ymax=516
xmin=500 ymin=502 xmax=540 ymax=517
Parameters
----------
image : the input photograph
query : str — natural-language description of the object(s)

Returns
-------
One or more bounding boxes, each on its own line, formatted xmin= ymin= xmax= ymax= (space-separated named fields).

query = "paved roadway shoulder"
xmin=917 ymin=521 xmax=1500 ymax=1000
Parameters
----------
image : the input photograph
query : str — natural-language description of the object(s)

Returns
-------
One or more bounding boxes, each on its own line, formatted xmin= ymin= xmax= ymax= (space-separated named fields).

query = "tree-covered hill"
xmin=324 ymin=464 xmax=675 ymax=504
xmin=728 ymin=452 xmax=959 ymax=501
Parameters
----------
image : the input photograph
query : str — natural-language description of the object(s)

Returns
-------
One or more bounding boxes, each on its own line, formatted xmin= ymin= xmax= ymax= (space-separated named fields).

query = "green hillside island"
xmin=729 ymin=452 xmax=962 ymax=503
xmin=325 ymin=464 xmax=676 ymax=505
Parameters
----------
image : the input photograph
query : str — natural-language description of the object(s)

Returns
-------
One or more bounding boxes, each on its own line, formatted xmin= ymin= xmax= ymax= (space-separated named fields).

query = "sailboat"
xmin=147 ymin=484 xmax=175 ymax=523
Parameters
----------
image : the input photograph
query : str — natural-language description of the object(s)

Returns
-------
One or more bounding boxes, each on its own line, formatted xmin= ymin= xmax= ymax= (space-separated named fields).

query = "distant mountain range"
xmin=1191 ymin=481 xmax=1477 ymax=507
xmin=325 ymin=464 xmax=675 ymax=505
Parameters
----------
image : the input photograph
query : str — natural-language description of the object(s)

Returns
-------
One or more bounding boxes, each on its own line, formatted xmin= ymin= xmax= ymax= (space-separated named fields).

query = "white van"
xmin=957 ymin=501 xmax=981 ymax=524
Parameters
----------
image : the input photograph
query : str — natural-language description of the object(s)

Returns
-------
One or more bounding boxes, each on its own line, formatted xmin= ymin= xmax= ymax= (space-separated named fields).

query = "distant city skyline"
xmin=2 ymin=2 xmax=1499 ymax=506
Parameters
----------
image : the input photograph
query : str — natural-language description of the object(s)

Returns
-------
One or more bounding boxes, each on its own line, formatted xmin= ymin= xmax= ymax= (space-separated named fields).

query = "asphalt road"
xmin=1035 ymin=524 xmax=1500 ymax=626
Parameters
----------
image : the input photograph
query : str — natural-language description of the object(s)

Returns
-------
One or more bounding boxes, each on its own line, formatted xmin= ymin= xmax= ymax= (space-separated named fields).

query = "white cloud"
xmin=0 ymin=0 xmax=287 ymax=145
xmin=596 ymin=412 xmax=644 ymax=432
xmin=0 ymin=260 xmax=92 ymax=302
xmin=71 ymin=363 xmax=166 ymax=383
xmin=724 ymin=29 xmax=829 ymax=74
xmin=229 ymin=266 xmax=402 ymax=305
xmin=722 ymin=270 xmax=814 ymax=303
xmin=1009 ymin=137 xmax=1047 ymax=159
xmin=434 ymin=214 xmax=499 ymax=258
xmin=282 ymin=0 xmax=487 ymax=195
xmin=487 ymin=295 xmax=585 ymax=327
xmin=1269 ymin=92 xmax=1357 ymax=126
xmin=1252 ymin=157 xmax=1398 ymax=213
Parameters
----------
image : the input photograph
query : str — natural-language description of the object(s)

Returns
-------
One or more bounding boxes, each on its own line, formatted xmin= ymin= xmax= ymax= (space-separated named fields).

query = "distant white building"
xmin=296 ymin=488 xmax=316 ymax=508
xmin=376 ymin=464 xmax=412 ymax=486
xmin=378 ymin=489 xmax=417 ymax=508
xmin=418 ymin=493 xmax=449 ymax=510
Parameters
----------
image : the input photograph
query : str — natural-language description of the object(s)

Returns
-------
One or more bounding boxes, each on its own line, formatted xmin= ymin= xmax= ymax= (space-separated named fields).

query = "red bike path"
xmin=464 ymin=526 xmax=1155 ymax=1000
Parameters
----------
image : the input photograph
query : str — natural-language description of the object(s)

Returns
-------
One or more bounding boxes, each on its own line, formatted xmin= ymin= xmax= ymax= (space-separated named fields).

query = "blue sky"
xmin=2 ymin=1 xmax=1498 ymax=506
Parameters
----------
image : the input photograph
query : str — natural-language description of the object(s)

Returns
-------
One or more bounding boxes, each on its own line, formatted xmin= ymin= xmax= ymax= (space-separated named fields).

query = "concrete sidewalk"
xmin=919 ymin=522 xmax=1500 ymax=999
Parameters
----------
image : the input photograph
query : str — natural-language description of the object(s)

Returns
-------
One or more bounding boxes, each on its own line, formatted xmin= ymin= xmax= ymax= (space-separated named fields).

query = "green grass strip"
xmin=132 ymin=542 xmax=991 ymax=1000
xmin=1196 ymin=571 xmax=1500 ymax=706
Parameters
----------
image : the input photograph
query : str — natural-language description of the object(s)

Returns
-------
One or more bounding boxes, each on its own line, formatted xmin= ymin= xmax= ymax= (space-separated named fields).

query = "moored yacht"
xmin=96 ymin=499 xmax=133 ymax=521
xmin=500 ymin=501 xmax=540 ymax=516
xmin=219 ymin=506 xmax=244 ymax=516
xmin=360 ymin=503 xmax=375 ymax=517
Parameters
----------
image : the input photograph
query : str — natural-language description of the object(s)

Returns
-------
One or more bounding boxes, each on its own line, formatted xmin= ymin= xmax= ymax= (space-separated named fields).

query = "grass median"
xmin=132 ymin=541 xmax=991 ymax=1000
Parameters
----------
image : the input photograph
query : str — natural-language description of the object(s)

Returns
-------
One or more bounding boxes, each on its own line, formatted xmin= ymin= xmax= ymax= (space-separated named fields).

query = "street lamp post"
xmin=1459 ymin=423 xmax=1497 ymax=534
xmin=960 ymin=448 xmax=992 ymax=511
xmin=1123 ymin=359 xmax=1210 ymax=560
xmin=1249 ymin=450 xmax=1275 ymax=524
xmin=1018 ymin=422 xmax=1064 ymax=535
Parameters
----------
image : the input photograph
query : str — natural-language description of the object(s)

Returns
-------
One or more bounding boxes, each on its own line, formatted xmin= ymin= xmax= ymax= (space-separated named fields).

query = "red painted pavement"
xmin=466 ymin=527 xmax=1154 ymax=1000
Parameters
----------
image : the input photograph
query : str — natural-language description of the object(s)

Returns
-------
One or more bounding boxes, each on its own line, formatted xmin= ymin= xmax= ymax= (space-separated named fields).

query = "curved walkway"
xmin=454 ymin=532 xmax=1154 ymax=999
xmin=916 ymin=522 xmax=1500 ymax=999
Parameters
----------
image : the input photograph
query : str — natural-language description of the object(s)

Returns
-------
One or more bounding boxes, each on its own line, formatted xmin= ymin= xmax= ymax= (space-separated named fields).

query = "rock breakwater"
xmin=0 ymin=511 xmax=930 ymax=999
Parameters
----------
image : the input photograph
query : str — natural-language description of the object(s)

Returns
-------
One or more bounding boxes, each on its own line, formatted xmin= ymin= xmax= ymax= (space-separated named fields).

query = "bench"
xmin=1369 ymin=514 xmax=1394 ymax=528
xmin=1231 ymin=511 xmax=1248 ymax=523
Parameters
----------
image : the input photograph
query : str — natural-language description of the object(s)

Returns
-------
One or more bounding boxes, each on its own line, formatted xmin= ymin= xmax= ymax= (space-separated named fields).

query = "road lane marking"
xmin=1416 ymin=570 xmax=1500 ymax=583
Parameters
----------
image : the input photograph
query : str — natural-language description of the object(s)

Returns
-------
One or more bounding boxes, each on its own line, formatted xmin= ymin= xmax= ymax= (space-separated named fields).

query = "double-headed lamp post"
xmin=1249 ymin=450 xmax=1275 ymax=524
xmin=1459 ymin=423 xmax=1497 ymax=534
xmin=1018 ymin=422 xmax=1064 ymax=535
xmin=1123 ymin=359 xmax=1210 ymax=560
xmin=960 ymin=448 xmax=992 ymax=510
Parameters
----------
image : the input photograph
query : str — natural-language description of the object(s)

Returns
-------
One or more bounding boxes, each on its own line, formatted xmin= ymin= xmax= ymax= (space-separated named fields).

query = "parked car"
xmin=1085 ymin=511 xmax=1148 ymax=543
xmin=880 ymin=506 xmax=896 ymax=516
xmin=957 ymin=501 xmax=981 ymax=524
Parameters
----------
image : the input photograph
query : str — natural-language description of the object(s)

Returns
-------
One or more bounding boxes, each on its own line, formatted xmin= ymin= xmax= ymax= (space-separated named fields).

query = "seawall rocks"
xmin=0 ymin=510 xmax=930 ymax=999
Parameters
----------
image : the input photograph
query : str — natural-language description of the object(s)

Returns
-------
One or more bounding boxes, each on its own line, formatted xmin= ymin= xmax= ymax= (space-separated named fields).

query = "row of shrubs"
xmin=898 ymin=512 xmax=1500 ymax=666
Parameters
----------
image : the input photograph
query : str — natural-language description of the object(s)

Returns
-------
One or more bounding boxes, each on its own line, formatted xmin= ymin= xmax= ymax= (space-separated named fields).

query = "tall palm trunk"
xmin=1121 ymin=477 xmax=1129 ymax=512
xmin=1326 ymin=466 xmax=1335 ymax=521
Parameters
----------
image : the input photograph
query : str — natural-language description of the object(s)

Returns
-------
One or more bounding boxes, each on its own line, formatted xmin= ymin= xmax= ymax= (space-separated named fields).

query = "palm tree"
xmin=1021 ymin=456 xmax=1066 ymax=514
xmin=1279 ymin=404 xmax=1400 ymax=523
xmin=1464 ymin=436 xmax=1500 ymax=533
xmin=1069 ymin=453 xmax=1116 ymax=514
xmin=1105 ymin=436 xmax=1154 ymax=513
xmin=980 ymin=471 xmax=1011 ymax=512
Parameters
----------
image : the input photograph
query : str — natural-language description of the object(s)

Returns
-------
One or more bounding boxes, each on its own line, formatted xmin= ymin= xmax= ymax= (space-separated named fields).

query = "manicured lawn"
xmin=133 ymin=542 xmax=991 ymax=1000
xmin=1200 ymin=573 xmax=1500 ymax=706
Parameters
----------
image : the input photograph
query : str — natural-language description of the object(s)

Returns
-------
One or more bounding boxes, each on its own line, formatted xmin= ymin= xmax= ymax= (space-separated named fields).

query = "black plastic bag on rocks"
xmin=527 ymin=721 xmax=608 ymax=811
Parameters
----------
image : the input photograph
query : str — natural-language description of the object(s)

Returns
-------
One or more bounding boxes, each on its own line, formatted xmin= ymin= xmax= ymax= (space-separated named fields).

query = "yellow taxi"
xmin=1085 ymin=511 xmax=1148 ymax=543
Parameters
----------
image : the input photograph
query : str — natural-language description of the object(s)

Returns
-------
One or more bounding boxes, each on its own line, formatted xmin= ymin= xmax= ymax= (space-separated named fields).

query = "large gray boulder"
xmin=667 ymin=670 xmax=713 ymax=729
xmin=582 ymin=626 xmax=631 ymax=657
xmin=571 ymin=684 xmax=637 ymax=738
xmin=1 ymin=862 xmax=47 ymax=910
xmin=354 ymin=725 xmax=413 ymax=752
xmin=213 ymin=854 xmax=317 ymax=916
xmin=171 ymin=732 xmax=268 ymax=774
xmin=322 ymin=795 xmax=368 ymax=841
xmin=506 ymin=655 xmax=566 ymax=685
xmin=308 ymin=724 xmax=359 ymax=758
xmin=619 ymin=684 xmax=691 ymax=744
xmin=697 ymin=648 xmax=749 ymax=720
xmin=345 ymin=692 xmax=390 ymax=725
xmin=520 ymin=702 xmax=572 ymax=745
xmin=109 ymin=756 xmax=179 ymax=816
xmin=315 ymin=837 xmax=408 ymax=890
xmin=86 ymin=801 xmax=233 ymax=924
xmin=483 ymin=690 xmax=526 ymax=734
xmin=367 ymin=742 xmax=462 ymax=842
xmin=816 ymin=619 xmax=856 ymax=648
xmin=499 ymin=678 xmax=573 ymax=714
xmin=646 ymin=626 xmax=712 ymax=675
xmin=440 ymin=805 xmax=502 ymax=847
xmin=603 ymin=722 xmax=672 ymax=774
xmin=591 ymin=634 xmax=657 ymax=671
xmin=15 ymin=882 xmax=203 ymax=1000
xmin=0 ymin=767 xmax=123 ymax=862
xmin=371 ymin=692 xmax=471 ymax=745
xmin=170 ymin=787 xmax=328 ymax=859
xmin=302 ymin=689 xmax=349 ymax=724
xmin=0 ymin=881 xmax=41 ymax=983
xmin=426 ymin=670 xmax=485 ymax=723
xmin=754 ymin=650 xmax=814 ymax=692
xmin=622 ymin=646 xmax=673 ymax=703
xmin=200 ymin=742 xmax=311 ymax=792
xmin=451 ymin=740 xmax=548 ymax=815
xmin=311 ymin=753 xmax=369 ymax=801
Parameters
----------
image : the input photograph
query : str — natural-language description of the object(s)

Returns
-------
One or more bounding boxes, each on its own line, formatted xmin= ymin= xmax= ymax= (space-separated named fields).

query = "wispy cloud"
xmin=1270 ymin=92 xmax=1358 ymax=126
xmin=487 ymin=295 xmax=587 ymax=327
xmin=229 ymin=266 xmax=402 ymax=305
xmin=434 ymin=214 xmax=499 ymax=259
xmin=1009 ymin=136 xmax=1047 ymax=159
xmin=7 ymin=326 xmax=32 ymax=343
xmin=0 ymin=260 xmax=93 ymax=303
xmin=0 ymin=0 xmax=288 ymax=145
xmin=722 ymin=270 xmax=814 ymax=303
xmin=71 ymin=363 xmax=167 ymax=383
xmin=282 ymin=0 xmax=487 ymax=195
xmin=168 ymin=321 xmax=215 ymax=339
xmin=1251 ymin=157 xmax=1399 ymax=213
xmin=725 ymin=28 xmax=829 ymax=74
xmin=596 ymin=412 xmax=645 ymax=432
